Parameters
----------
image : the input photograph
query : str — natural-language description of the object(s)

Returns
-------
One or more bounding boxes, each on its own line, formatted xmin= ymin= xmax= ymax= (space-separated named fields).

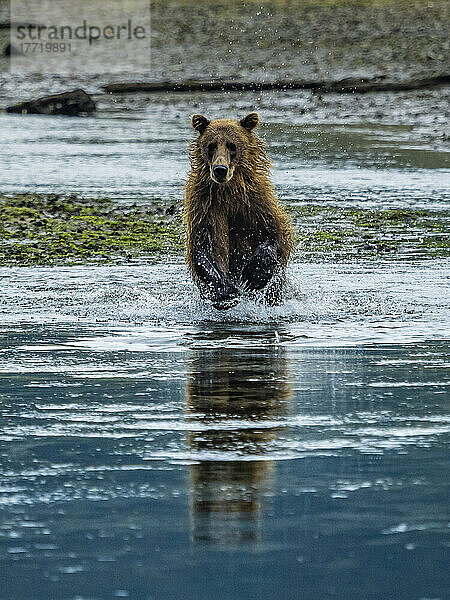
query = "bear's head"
xmin=190 ymin=112 xmax=260 ymax=184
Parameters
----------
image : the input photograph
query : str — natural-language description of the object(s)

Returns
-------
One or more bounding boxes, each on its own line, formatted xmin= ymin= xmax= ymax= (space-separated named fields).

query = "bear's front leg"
xmin=195 ymin=252 xmax=240 ymax=309
xmin=192 ymin=232 xmax=240 ymax=309
xmin=241 ymin=239 xmax=281 ymax=291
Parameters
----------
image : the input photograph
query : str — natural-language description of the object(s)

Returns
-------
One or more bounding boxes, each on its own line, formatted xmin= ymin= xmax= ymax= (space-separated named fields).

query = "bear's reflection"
xmin=185 ymin=342 xmax=292 ymax=546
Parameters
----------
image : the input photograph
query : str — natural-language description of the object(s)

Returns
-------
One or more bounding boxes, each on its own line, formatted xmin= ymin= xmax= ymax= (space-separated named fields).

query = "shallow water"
xmin=0 ymin=88 xmax=449 ymax=208
xmin=1 ymin=257 xmax=449 ymax=600
xmin=1 ymin=85 xmax=450 ymax=598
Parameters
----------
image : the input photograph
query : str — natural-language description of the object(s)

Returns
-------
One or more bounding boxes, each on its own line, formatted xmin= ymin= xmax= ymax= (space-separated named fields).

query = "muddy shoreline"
xmin=149 ymin=0 xmax=449 ymax=85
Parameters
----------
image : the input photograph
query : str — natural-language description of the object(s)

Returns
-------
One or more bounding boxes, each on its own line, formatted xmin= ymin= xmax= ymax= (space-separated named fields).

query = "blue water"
xmin=0 ymin=258 xmax=449 ymax=600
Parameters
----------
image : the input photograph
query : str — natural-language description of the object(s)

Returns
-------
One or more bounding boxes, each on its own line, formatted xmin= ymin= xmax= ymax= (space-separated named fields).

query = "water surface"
xmin=0 ymin=88 xmax=448 ymax=208
xmin=1 ymin=258 xmax=449 ymax=600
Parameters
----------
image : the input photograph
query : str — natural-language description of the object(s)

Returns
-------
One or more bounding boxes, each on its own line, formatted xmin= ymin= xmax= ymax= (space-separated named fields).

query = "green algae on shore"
xmin=0 ymin=194 xmax=184 ymax=266
xmin=0 ymin=194 xmax=448 ymax=266
xmin=291 ymin=204 xmax=450 ymax=260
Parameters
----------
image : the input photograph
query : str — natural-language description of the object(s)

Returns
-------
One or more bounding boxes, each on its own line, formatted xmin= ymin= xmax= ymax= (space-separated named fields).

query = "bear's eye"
xmin=227 ymin=142 xmax=237 ymax=154
xmin=207 ymin=142 xmax=217 ymax=156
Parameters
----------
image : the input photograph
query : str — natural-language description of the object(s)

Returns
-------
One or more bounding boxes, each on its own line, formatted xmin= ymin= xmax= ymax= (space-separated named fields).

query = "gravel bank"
xmin=151 ymin=0 xmax=449 ymax=83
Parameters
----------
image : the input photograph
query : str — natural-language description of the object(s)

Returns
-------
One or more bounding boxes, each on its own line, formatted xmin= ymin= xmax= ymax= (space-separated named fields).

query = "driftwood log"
xmin=103 ymin=75 xmax=450 ymax=95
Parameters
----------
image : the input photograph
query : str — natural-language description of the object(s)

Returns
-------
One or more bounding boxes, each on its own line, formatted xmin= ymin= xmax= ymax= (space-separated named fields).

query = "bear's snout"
xmin=212 ymin=164 xmax=228 ymax=183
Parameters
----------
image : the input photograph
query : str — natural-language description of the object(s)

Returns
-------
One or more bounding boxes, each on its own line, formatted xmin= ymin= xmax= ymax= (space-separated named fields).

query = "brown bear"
xmin=185 ymin=112 xmax=295 ymax=309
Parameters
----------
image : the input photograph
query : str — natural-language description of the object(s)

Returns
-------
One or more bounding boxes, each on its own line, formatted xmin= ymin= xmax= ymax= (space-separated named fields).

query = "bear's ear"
xmin=240 ymin=112 xmax=259 ymax=131
xmin=191 ymin=114 xmax=210 ymax=134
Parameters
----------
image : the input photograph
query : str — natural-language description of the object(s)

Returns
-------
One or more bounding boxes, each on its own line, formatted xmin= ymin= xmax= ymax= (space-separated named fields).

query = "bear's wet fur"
xmin=185 ymin=112 xmax=295 ymax=309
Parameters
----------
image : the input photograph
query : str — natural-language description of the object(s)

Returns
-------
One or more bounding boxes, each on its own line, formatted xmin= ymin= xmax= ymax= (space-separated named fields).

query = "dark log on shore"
xmin=318 ymin=74 xmax=450 ymax=93
xmin=6 ymin=89 xmax=96 ymax=116
xmin=103 ymin=74 xmax=449 ymax=95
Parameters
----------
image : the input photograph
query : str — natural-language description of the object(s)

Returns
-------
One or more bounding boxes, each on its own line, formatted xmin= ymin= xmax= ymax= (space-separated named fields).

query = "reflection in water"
xmin=185 ymin=341 xmax=293 ymax=546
